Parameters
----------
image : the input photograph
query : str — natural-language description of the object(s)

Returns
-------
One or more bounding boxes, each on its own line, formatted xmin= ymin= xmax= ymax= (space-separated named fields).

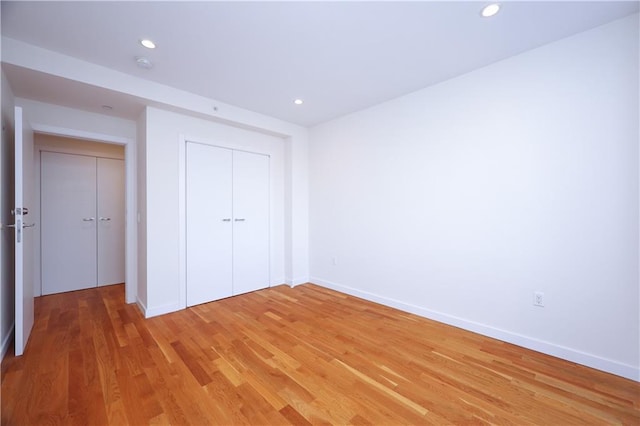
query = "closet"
xmin=186 ymin=142 xmax=269 ymax=306
xmin=41 ymin=151 xmax=125 ymax=295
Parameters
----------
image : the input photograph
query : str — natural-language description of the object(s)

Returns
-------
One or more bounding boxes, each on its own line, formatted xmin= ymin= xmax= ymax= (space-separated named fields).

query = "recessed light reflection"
xmin=481 ymin=3 xmax=500 ymax=18
xmin=140 ymin=39 xmax=156 ymax=49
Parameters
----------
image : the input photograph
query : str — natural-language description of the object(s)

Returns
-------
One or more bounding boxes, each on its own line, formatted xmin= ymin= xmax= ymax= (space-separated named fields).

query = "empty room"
xmin=1 ymin=1 xmax=639 ymax=424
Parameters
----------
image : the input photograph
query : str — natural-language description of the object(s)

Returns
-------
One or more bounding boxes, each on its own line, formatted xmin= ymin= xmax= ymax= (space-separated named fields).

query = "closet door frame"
xmin=33 ymin=136 xmax=130 ymax=299
xmin=178 ymin=135 xmax=273 ymax=310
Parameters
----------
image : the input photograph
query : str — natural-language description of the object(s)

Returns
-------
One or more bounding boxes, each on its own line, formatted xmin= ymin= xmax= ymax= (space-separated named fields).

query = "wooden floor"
xmin=1 ymin=284 xmax=638 ymax=425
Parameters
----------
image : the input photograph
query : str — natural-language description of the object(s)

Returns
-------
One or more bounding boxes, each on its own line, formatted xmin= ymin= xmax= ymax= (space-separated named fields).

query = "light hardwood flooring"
xmin=2 ymin=283 xmax=639 ymax=425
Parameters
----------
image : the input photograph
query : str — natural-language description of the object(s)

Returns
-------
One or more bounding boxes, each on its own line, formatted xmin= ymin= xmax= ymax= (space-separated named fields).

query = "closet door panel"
xmin=186 ymin=143 xmax=233 ymax=306
xmin=41 ymin=152 xmax=97 ymax=295
xmin=232 ymin=151 xmax=269 ymax=295
xmin=97 ymin=158 xmax=125 ymax=286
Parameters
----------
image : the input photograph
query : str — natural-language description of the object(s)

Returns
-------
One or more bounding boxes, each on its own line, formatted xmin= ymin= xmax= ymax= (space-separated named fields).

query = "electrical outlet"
xmin=533 ymin=291 xmax=544 ymax=307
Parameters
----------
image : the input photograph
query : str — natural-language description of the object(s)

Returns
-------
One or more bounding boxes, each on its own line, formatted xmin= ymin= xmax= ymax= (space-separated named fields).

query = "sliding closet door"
xmin=186 ymin=143 xmax=233 ymax=306
xmin=41 ymin=152 xmax=97 ymax=295
xmin=232 ymin=150 xmax=269 ymax=295
xmin=97 ymin=158 xmax=125 ymax=286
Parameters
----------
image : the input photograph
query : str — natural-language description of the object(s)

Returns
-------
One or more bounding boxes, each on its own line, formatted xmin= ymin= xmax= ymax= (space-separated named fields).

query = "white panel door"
xmin=97 ymin=158 xmax=125 ymax=286
xmin=14 ymin=106 xmax=35 ymax=356
xmin=41 ymin=152 xmax=97 ymax=295
xmin=232 ymin=150 xmax=269 ymax=295
xmin=186 ymin=143 xmax=233 ymax=306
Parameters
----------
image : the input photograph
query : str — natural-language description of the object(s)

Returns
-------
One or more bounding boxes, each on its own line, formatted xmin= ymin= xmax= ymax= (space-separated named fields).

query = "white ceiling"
xmin=1 ymin=1 xmax=638 ymax=127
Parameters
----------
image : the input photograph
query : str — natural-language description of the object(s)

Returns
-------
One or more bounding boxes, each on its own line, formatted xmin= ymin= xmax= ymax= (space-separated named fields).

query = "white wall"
xmin=136 ymin=110 xmax=147 ymax=309
xmin=140 ymin=107 xmax=291 ymax=316
xmin=309 ymin=14 xmax=639 ymax=380
xmin=15 ymin=99 xmax=136 ymax=141
xmin=1 ymin=71 xmax=16 ymax=359
xmin=284 ymin=135 xmax=310 ymax=285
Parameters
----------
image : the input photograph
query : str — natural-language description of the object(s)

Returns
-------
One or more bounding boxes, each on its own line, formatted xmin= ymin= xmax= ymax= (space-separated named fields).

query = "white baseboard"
xmin=286 ymin=277 xmax=309 ymax=287
xmin=143 ymin=300 xmax=184 ymax=319
xmin=1 ymin=323 xmax=15 ymax=361
xmin=310 ymin=277 xmax=639 ymax=382
xmin=136 ymin=297 xmax=148 ymax=317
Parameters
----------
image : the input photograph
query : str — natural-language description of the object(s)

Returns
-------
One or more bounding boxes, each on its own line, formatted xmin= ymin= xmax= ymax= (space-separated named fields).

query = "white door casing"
xmin=14 ymin=106 xmax=35 ymax=356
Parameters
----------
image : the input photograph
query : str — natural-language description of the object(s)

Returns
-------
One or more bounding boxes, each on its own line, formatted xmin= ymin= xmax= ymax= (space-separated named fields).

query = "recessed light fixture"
xmin=140 ymin=39 xmax=156 ymax=49
xmin=294 ymin=99 xmax=303 ymax=105
xmin=481 ymin=3 xmax=501 ymax=18
xmin=101 ymin=105 xmax=113 ymax=111
xmin=135 ymin=56 xmax=153 ymax=69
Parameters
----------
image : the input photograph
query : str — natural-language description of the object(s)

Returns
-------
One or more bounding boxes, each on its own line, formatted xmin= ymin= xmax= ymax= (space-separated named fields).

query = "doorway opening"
xmin=33 ymin=134 xmax=129 ymax=298
xmin=34 ymin=133 xmax=137 ymax=303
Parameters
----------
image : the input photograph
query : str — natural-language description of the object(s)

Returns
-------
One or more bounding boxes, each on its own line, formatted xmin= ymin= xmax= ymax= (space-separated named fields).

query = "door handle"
xmin=83 ymin=217 xmax=95 ymax=221
xmin=99 ymin=217 xmax=111 ymax=221
xmin=6 ymin=223 xmax=35 ymax=229
xmin=234 ymin=218 xmax=245 ymax=222
xmin=222 ymin=218 xmax=231 ymax=222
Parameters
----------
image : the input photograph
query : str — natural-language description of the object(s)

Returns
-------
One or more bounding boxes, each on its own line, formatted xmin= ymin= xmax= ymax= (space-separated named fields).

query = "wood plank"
xmin=2 ymin=283 xmax=638 ymax=425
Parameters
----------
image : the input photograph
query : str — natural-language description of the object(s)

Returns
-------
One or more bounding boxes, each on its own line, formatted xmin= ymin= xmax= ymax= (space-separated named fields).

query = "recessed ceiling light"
xmin=481 ymin=3 xmax=501 ymax=18
xmin=135 ymin=56 xmax=153 ymax=69
xmin=140 ymin=39 xmax=156 ymax=49
xmin=101 ymin=105 xmax=113 ymax=111
xmin=294 ymin=99 xmax=303 ymax=105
